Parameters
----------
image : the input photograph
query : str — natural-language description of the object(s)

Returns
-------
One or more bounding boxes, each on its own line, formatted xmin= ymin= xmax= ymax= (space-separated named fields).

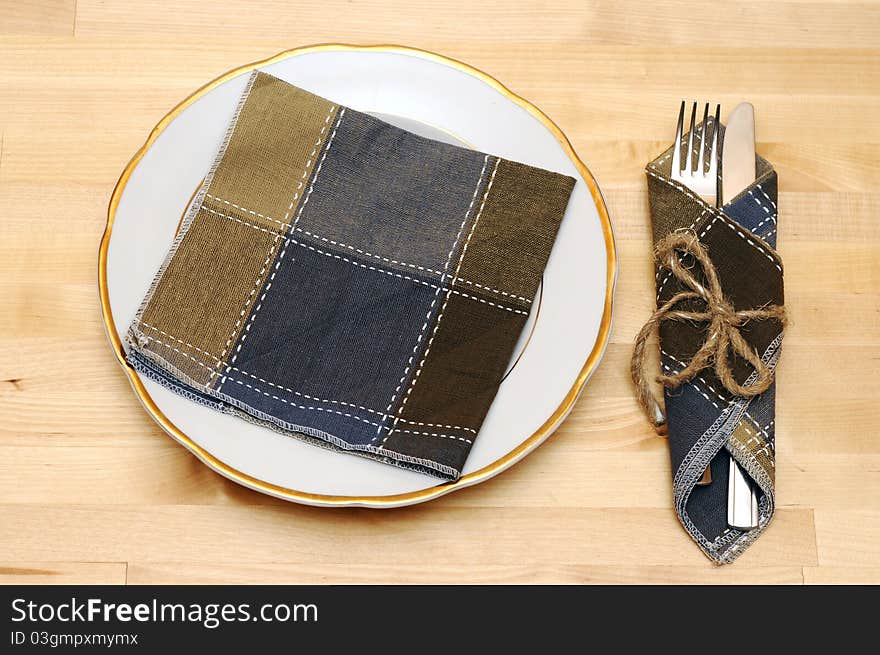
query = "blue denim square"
xmin=216 ymin=239 xmax=438 ymax=445
xmin=289 ymin=109 xmax=491 ymax=278
xmin=723 ymin=171 xmax=778 ymax=247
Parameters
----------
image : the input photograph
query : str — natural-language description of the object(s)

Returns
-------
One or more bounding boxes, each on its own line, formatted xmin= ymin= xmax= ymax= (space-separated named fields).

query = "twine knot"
xmin=631 ymin=230 xmax=787 ymax=433
xmin=713 ymin=300 xmax=738 ymax=325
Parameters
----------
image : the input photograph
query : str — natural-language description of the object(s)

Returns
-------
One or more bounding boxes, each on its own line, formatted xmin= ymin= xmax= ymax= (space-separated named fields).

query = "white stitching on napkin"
xmin=204 ymin=193 xmax=290 ymax=227
xmin=756 ymin=183 xmax=777 ymax=210
xmin=646 ymin=169 xmax=783 ymax=272
xmin=661 ymin=349 xmax=730 ymax=407
xmin=214 ymin=236 xmax=282 ymax=382
xmin=287 ymin=236 xmax=529 ymax=315
xmin=747 ymin=189 xmax=774 ymax=217
xmin=391 ymin=428 xmax=472 ymax=443
xmin=212 ymin=104 xmax=340 ymax=388
xmin=197 ymin=205 xmax=528 ymax=315
xmin=140 ymin=327 xmax=480 ymax=438
xmin=141 ymin=322 xmax=222 ymax=363
xmin=663 ymin=348 xmax=776 ymax=443
xmin=375 ymin=155 xmax=491 ymax=443
xmin=747 ymin=190 xmax=779 ymax=232
xmin=655 ymin=206 xmax=711 ymax=300
xmin=660 ymin=360 xmax=723 ymax=412
xmin=381 ymin=157 xmax=502 ymax=447
xmin=202 ymin=192 xmax=532 ymax=304
xmin=143 ymin=335 xmax=381 ymax=426
xmin=395 ymin=419 xmax=477 ymax=434
xmin=219 ymin=106 xmax=346 ymax=392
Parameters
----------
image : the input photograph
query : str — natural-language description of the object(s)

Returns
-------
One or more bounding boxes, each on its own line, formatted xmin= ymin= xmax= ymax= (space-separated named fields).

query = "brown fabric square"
xmin=658 ymin=209 xmax=784 ymax=389
xmin=454 ymin=159 xmax=575 ymax=307
xmin=382 ymin=290 xmax=528 ymax=470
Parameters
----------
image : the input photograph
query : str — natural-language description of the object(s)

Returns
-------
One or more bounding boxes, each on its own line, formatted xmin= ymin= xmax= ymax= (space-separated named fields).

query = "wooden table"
xmin=1 ymin=1 xmax=877 ymax=585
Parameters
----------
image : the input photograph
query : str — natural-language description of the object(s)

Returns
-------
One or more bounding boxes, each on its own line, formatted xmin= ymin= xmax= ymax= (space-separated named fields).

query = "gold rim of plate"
xmin=97 ymin=43 xmax=618 ymax=508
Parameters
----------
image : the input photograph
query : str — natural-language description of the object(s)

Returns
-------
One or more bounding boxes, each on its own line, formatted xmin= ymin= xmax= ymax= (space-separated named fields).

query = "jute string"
xmin=631 ymin=230 xmax=787 ymax=434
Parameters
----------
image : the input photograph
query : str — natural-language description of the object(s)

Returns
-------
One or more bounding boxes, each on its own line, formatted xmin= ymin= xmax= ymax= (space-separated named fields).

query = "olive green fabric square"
xmin=206 ymin=72 xmax=339 ymax=232
xmin=134 ymin=208 xmax=280 ymax=387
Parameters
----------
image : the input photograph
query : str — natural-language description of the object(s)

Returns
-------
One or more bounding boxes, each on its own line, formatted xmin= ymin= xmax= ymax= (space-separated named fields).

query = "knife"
xmin=721 ymin=102 xmax=760 ymax=531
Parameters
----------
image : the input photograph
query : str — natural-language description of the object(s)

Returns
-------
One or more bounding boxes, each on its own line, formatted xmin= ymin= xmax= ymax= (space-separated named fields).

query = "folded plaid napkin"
xmin=126 ymin=71 xmax=575 ymax=480
xmin=633 ymin=128 xmax=785 ymax=563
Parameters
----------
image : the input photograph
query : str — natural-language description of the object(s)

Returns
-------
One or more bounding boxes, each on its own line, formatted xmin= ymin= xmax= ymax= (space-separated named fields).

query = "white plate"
xmin=99 ymin=45 xmax=616 ymax=507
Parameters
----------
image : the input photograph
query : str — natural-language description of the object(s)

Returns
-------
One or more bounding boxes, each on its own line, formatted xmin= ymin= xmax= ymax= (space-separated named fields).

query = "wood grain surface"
xmin=1 ymin=0 xmax=878 ymax=585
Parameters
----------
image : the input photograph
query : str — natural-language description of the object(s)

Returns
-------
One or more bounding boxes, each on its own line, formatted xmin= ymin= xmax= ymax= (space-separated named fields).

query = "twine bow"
xmin=631 ymin=230 xmax=786 ymax=433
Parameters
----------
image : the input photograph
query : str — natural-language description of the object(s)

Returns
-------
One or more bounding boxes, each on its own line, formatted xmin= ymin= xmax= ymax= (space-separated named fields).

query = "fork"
xmin=671 ymin=101 xmax=720 ymax=205
xmin=670 ymin=101 xmax=720 ymax=487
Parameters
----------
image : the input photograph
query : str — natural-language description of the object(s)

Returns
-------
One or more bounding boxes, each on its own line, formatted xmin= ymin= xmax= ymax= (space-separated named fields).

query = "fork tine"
xmin=685 ymin=101 xmax=696 ymax=174
xmin=709 ymin=103 xmax=720 ymax=176
xmin=671 ymin=100 xmax=684 ymax=174
xmin=711 ymin=103 xmax=721 ymax=203
xmin=698 ymin=102 xmax=709 ymax=174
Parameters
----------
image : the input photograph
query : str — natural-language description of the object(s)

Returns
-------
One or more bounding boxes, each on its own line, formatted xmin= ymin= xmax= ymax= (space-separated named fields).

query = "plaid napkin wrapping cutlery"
xmin=636 ymin=128 xmax=785 ymax=564
xmin=125 ymin=71 xmax=575 ymax=480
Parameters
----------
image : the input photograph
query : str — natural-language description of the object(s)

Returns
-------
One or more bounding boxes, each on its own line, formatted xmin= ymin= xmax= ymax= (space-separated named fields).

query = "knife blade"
xmin=721 ymin=103 xmax=756 ymax=205
xmin=722 ymin=102 xmax=760 ymax=530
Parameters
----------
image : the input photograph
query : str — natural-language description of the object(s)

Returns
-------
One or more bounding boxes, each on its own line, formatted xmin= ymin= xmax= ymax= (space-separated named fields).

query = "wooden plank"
xmin=803 ymin=567 xmax=880 ymax=585
xmin=2 ymin=41 xmax=879 ymax=146
xmin=0 ymin=1 xmax=75 ymax=36
xmin=777 ymin=456 xmax=880 ymax=511
xmin=0 ymin=562 xmax=126 ymax=585
xmin=128 ymin=561 xmax=805 ymax=585
xmin=2 ymin=92 xmax=879 ymax=172
xmin=814 ymin=511 xmax=880 ymax=567
xmin=0 ymin=443 xmax=672 ymax=507
xmin=72 ymin=1 xmax=880 ymax=48
xmin=0 ymin=505 xmax=818 ymax=567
